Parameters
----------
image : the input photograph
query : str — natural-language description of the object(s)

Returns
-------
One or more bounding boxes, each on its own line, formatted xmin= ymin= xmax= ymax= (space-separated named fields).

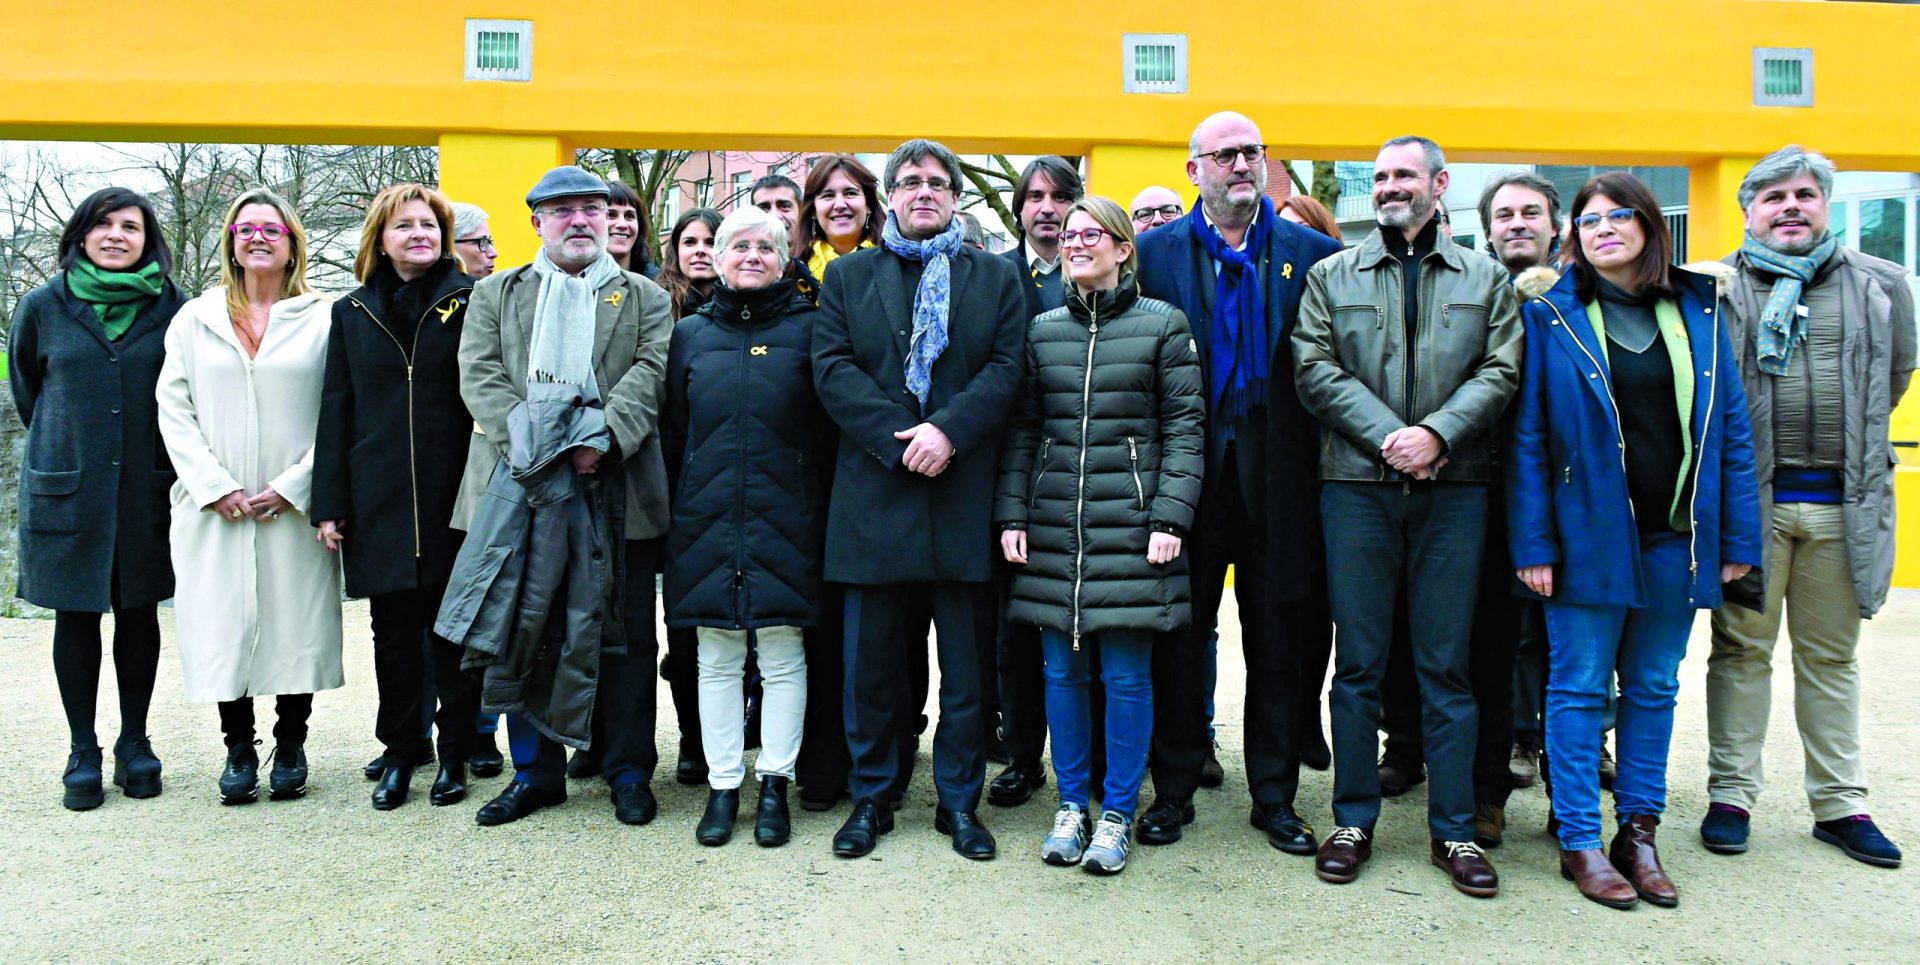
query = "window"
xmin=695 ymin=178 xmax=714 ymax=208
xmin=1664 ymin=211 xmax=1689 ymax=265
xmin=1859 ymin=197 xmax=1907 ymax=267
xmin=772 ymin=163 xmax=792 ymax=179
xmin=1829 ymin=200 xmax=1851 ymax=246
xmin=1453 ymin=234 xmax=1477 ymax=251
xmin=731 ymin=172 xmax=751 ymax=208
xmin=655 ymin=190 xmax=677 ymax=233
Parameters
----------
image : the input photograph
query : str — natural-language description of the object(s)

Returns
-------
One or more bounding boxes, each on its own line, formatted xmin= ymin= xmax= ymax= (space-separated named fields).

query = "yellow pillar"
xmin=438 ymin=133 xmax=572 ymax=273
xmin=1087 ymin=145 xmax=1196 ymax=215
xmin=1686 ymin=157 xmax=1760 ymax=264
xmin=1895 ymin=393 xmax=1920 ymax=588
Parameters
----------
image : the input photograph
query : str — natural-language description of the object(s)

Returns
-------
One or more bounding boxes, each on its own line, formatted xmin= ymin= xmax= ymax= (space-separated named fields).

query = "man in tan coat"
xmin=453 ymin=166 xmax=674 ymax=827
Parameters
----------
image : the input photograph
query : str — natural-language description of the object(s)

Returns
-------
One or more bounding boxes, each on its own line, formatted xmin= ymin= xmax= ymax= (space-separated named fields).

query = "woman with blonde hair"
xmin=156 ymin=187 xmax=341 ymax=806
xmin=312 ymin=183 xmax=483 ymax=810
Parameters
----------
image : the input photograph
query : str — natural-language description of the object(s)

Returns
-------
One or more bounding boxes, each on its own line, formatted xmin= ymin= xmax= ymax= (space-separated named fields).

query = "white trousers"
xmin=696 ymin=625 xmax=807 ymax=790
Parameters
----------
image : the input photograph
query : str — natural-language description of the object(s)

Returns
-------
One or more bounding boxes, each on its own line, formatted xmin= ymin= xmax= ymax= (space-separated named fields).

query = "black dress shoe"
xmin=697 ymin=788 xmax=741 ymax=846
xmin=833 ymin=799 xmax=894 ymax=857
xmin=62 ymin=746 xmax=105 ymax=811
xmin=1378 ymin=755 xmax=1426 ymax=798
xmin=1199 ymin=744 xmax=1226 ymax=789
xmin=613 ymin=782 xmax=658 ymax=826
xmin=476 ymin=782 xmax=567 ymax=826
xmin=371 ymin=763 xmax=414 ymax=810
xmin=1299 ymin=724 xmax=1333 ymax=772
xmin=366 ymin=748 xmax=433 ymax=781
xmin=267 ymin=744 xmax=309 ymax=801
xmin=675 ymin=739 xmax=708 ymax=787
xmin=468 ymin=734 xmax=505 ymax=779
xmin=799 ymin=784 xmax=848 ymax=812
xmin=935 ymin=809 xmax=998 ymax=860
xmin=1137 ymin=797 xmax=1196 ymax=845
xmin=756 ymin=776 xmax=792 ymax=847
xmin=219 ymin=744 xmax=260 ymax=806
xmin=430 ymin=763 xmax=468 ymax=806
xmin=566 ymin=747 xmax=601 ymax=780
xmin=987 ymin=760 xmax=1046 ymax=807
xmin=1252 ymin=802 xmax=1319 ymax=855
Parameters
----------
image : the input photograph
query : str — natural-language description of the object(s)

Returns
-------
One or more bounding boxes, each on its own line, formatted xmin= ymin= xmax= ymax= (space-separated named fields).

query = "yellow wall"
xmin=436 ymin=134 xmax=569 ymax=271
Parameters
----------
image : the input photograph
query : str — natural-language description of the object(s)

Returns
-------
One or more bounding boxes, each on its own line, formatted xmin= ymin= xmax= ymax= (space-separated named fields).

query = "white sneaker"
xmin=1042 ymin=803 xmax=1091 ymax=866
xmin=1083 ymin=810 xmax=1133 ymax=875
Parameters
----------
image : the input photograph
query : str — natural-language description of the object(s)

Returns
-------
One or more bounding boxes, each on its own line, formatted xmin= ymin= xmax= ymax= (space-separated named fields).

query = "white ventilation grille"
xmin=466 ymin=19 xmax=533 ymax=83
xmin=1753 ymin=47 xmax=1812 ymax=107
xmin=1123 ymin=34 xmax=1187 ymax=94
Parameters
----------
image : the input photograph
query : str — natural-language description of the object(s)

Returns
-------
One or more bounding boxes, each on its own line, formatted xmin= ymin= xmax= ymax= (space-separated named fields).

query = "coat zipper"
xmin=1071 ymin=306 xmax=1100 ymax=651
xmin=1031 ymin=437 xmax=1052 ymax=506
xmin=348 ymin=288 xmax=470 ymax=558
xmin=1127 ymin=437 xmax=1145 ymax=510
xmin=1541 ymin=298 xmax=1637 ymax=533
xmin=731 ymin=308 xmax=752 ymax=629
xmin=1686 ymin=294 xmax=1720 ymax=592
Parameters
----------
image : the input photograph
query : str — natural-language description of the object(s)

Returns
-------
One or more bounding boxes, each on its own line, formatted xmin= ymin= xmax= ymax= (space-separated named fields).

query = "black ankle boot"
xmin=371 ymin=761 xmax=414 ymax=810
xmin=268 ymin=744 xmax=309 ymax=800
xmin=756 ymin=776 xmax=792 ymax=847
xmin=112 ymin=736 xmax=164 ymax=799
xmin=430 ymin=762 xmax=468 ymax=806
xmin=675 ymin=736 xmax=708 ymax=786
xmin=63 ymin=745 xmax=105 ymax=811
xmin=219 ymin=743 xmax=260 ymax=805
xmin=697 ymin=788 xmax=741 ymax=846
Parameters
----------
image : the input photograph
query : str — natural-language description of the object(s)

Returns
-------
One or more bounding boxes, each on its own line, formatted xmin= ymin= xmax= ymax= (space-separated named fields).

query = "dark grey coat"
xmin=8 ymin=274 xmax=185 ymax=611
xmin=995 ymin=283 xmax=1205 ymax=638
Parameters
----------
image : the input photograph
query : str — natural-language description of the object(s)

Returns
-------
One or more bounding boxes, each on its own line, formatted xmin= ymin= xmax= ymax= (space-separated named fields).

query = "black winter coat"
xmin=662 ymin=281 xmax=832 ymax=629
xmin=8 ymin=274 xmax=185 ymax=611
xmin=995 ymin=282 xmax=1205 ymax=638
xmin=311 ymin=258 xmax=475 ymax=598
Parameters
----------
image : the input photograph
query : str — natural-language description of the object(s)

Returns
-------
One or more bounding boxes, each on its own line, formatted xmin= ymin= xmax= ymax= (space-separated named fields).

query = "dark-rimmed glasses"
xmin=1132 ymin=204 xmax=1184 ymax=223
xmin=1194 ymin=144 xmax=1266 ymax=168
xmin=457 ymin=235 xmax=497 ymax=251
xmin=1059 ymin=227 xmax=1112 ymax=247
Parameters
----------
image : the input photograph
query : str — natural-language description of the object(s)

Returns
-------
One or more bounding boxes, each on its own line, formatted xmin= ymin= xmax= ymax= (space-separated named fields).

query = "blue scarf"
xmin=1193 ymin=196 xmax=1275 ymax=422
xmin=881 ymin=211 xmax=966 ymax=411
xmin=1741 ymin=231 xmax=1838 ymax=376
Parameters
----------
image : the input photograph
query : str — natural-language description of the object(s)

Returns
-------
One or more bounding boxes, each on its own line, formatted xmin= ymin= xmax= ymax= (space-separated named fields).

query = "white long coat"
xmin=156 ymin=288 xmax=343 ymax=702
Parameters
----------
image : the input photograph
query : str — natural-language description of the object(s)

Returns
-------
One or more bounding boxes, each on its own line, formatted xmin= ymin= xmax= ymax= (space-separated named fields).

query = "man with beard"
xmin=1293 ymin=135 xmax=1521 ymax=896
xmin=1134 ymin=111 xmax=1342 ymax=855
xmin=988 ymin=155 xmax=1085 ymax=809
xmin=1700 ymin=145 xmax=1912 ymax=868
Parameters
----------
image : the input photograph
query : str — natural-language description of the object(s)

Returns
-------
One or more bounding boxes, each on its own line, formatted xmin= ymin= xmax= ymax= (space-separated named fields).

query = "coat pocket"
xmin=22 ymin=467 xmax=83 ymax=534
xmin=1442 ymin=303 xmax=1490 ymax=329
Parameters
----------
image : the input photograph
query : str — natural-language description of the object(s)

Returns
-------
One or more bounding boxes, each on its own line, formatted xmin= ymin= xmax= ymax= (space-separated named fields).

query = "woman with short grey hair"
xmin=449 ymin=202 xmax=497 ymax=279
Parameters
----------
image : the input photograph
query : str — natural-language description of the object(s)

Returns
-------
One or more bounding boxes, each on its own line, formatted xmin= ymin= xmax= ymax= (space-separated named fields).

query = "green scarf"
xmin=66 ymin=260 xmax=166 ymax=341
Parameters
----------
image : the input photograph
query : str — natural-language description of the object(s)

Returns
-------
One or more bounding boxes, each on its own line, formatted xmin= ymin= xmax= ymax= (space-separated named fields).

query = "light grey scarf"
xmin=527 ymin=248 xmax=622 ymax=393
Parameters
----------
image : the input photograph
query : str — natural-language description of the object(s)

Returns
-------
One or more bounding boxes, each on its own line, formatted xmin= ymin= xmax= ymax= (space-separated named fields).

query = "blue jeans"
xmin=1040 ymin=628 xmax=1154 ymax=818
xmin=1543 ymin=534 xmax=1697 ymax=851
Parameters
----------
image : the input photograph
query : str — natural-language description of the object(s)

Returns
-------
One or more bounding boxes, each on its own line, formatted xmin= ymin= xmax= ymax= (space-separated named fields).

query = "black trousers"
xmin=995 ymin=563 xmax=1048 ymax=767
xmin=796 ymin=583 xmax=851 ymax=793
xmin=1152 ymin=447 xmax=1301 ymax=808
xmin=844 ymin=582 xmax=990 ymax=812
xmin=662 ymin=625 xmax=702 ymax=762
xmin=369 ymin=585 xmax=484 ymax=765
xmin=219 ymin=693 xmax=314 ymax=748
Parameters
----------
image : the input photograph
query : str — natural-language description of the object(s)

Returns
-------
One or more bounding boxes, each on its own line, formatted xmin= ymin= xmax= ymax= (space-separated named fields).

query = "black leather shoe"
xmin=1199 ymin=744 xmax=1226 ymax=789
xmin=935 ymin=808 xmax=998 ymax=860
xmin=1137 ymin=797 xmax=1196 ymax=845
xmin=1252 ymin=802 xmax=1319 ymax=855
xmin=613 ymin=782 xmax=658 ymax=826
xmin=430 ymin=763 xmax=468 ymax=806
xmin=675 ymin=738 xmax=708 ymax=787
xmin=365 ymin=748 xmax=432 ymax=781
xmin=476 ymin=782 xmax=566 ymax=826
xmin=468 ymin=734 xmax=504 ymax=779
xmin=63 ymin=746 xmax=106 ymax=811
xmin=372 ymin=763 xmax=414 ymax=810
xmin=1378 ymin=755 xmax=1426 ymax=798
xmin=566 ymin=747 xmax=601 ymax=780
xmin=219 ymin=743 xmax=260 ymax=806
xmin=987 ymin=760 xmax=1046 ymax=807
xmin=112 ymin=736 xmax=164 ymax=799
xmin=267 ymin=744 xmax=308 ymax=801
xmin=1299 ymin=722 xmax=1332 ymax=772
xmin=833 ymin=799 xmax=894 ymax=857
xmin=799 ymin=784 xmax=848 ymax=812
xmin=756 ymin=776 xmax=792 ymax=846
xmin=697 ymin=788 xmax=741 ymax=846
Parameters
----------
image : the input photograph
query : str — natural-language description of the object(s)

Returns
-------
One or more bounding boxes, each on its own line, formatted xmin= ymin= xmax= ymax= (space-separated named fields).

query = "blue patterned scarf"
xmin=1741 ymin=231 xmax=1838 ymax=376
xmin=1193 ymin=196 xmax=1276 ymax=422
xmin=881 ymin=211 xmax=966 ymax=411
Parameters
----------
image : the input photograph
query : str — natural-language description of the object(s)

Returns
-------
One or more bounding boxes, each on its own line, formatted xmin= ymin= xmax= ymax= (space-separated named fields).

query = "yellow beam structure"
xmin=1087 ymin=145 xmax=1196 ymax=216
xmin=437 ymin=134 xmax=571 ymax=272
xmin=1687 ymin=157 xmax=1763 ymax=264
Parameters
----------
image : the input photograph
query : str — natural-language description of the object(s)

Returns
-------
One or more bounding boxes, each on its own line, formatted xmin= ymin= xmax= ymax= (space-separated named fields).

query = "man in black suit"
xmin=1133 ymin=110 xmax=1343 ymax=855
xmin=987 ymin=155 xmax=1083 ymax=809
xmin=812 ymin=138 xmax=1027 ymax=861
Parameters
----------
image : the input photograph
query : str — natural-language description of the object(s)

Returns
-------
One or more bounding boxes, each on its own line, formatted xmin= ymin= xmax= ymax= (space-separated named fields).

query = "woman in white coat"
xmin=156 ymin=187 xmax=342 ymax=806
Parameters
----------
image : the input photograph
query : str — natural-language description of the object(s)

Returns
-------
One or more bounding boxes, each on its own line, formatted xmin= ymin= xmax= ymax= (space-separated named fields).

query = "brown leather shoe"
xmin=1561 ymin=848 xmax=1638 ymax=909
xmin=1474 ymin=802 xmax=1505 ymax=848
xmin=1315 ymin=827 xmax=1371 ymax=883
xmin=1431 ymin=840 xmax=1499 ymax=897
xmin=1610 ymin=814 xmax=1678 ymax=907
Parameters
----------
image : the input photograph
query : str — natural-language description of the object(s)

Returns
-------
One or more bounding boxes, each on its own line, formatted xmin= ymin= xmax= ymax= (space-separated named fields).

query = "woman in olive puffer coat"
xmin=995 ymin=196 xmax=1204 ymax=875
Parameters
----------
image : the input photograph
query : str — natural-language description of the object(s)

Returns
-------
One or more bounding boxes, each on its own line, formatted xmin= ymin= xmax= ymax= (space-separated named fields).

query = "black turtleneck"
xmin=1382 ymin=214 xmax=1441 ymax=344
xmin=368 ymin=256 xmax=457 ymax=347
xmin=1065 ymin=278 xmax=1139 ymax=323
xmin=703 ymin=278 xmax=806 ymax=328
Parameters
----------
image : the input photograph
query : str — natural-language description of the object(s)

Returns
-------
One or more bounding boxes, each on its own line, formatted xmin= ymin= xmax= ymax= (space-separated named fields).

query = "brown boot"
xmin=1610 ymin=814 xmax=1678 ymax=907
xmin=1560 ymin=848 xmax=1638 ymax=909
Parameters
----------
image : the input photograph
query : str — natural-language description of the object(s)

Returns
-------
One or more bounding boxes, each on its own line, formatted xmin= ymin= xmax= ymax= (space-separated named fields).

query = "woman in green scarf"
xmin=9 ymin=187 xmax=185 ymax=811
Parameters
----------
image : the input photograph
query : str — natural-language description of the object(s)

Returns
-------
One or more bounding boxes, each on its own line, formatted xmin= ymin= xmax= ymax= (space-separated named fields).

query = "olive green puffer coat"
xmin=994 ymin=280 xmax=1205 ymax=641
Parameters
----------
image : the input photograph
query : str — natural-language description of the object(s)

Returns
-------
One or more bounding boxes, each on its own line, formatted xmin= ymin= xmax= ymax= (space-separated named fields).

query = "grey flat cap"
xmin=526 ymin=167 xmax=611 ymax=209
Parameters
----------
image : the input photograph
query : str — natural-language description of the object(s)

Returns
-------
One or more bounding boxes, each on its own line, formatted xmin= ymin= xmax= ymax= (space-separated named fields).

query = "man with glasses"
xmin=812 ymin=138 xmax=1027 ymax=861
xmin=451 ymin=202 xmax=498 ymax=278
xmin=1292 ymin=136 xmax=1521 ymax=896
xmin=454 ymin=166 xmax=676 ymax=828
xmin=1130 ymin=186 xmax=1185 ymax=234
xmin=1133 ymin=111 xmax=1343 ymax=858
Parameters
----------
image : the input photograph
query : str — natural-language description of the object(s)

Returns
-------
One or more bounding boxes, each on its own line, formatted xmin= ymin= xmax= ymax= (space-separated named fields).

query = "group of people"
xmin=12 ymin=110 xmax=1911 ymax=904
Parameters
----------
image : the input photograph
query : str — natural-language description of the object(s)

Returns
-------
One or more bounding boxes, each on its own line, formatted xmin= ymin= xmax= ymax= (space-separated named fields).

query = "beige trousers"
xmin=1707 ymin=503 xmax=1870 ymax=821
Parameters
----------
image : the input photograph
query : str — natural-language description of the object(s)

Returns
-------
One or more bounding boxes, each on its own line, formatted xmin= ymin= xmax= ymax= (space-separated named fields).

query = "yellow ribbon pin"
xmin=435 ymin=298 xmax=460 ymax=323
xmin=1282 ymin=263 xmax=1293 ymax=279
xmin=605 ymin=290 xmax=624 ymax=308
xmin=750 ymin=345 xmax=770 ymax=356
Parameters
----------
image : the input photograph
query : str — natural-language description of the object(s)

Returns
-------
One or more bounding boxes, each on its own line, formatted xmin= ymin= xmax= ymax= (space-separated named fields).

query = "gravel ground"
xmin=1 ymin=592 xmax=1915 ymax=962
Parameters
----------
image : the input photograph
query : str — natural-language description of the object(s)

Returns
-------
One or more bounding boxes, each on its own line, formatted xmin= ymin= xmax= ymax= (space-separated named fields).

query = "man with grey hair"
xmin=450 ymin=201 xmax=498 ymax=278
xmin=1293 ymin=134 xmax=1522 ymax=895
xmin=1700 ymin=144 xmax=1913 ymax=868
xmin=812 ymin=138 xmax=1027 ymax=860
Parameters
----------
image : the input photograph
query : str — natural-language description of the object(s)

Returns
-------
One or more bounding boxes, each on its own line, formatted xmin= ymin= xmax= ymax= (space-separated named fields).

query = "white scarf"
xmin=527 ymin=248 xmax=622 ymax=394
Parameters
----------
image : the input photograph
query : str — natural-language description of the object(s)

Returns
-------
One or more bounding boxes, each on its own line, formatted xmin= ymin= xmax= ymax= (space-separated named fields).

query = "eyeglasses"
xmin=542 ymin=204 xmax=607 ymax=221
xmin=1194 ymin=144 xmax=1266 ymax=168
xmin=891 ymin=176 xmax=954 ymax=195
xmin=456 ymin=235 xmax=496 ymax=251
xmin=1059 ymin=227 xmax=1113 ymax=247
xmin=728 ymin=240 xmax=781 ymax=256
xmin=229 ymin=223 xmax=288 ymax=242
xmin=1574 ymin=208 xmax=1637 ymax=231
xmin=1132 ymin=204 xmax=1184 ymax=223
